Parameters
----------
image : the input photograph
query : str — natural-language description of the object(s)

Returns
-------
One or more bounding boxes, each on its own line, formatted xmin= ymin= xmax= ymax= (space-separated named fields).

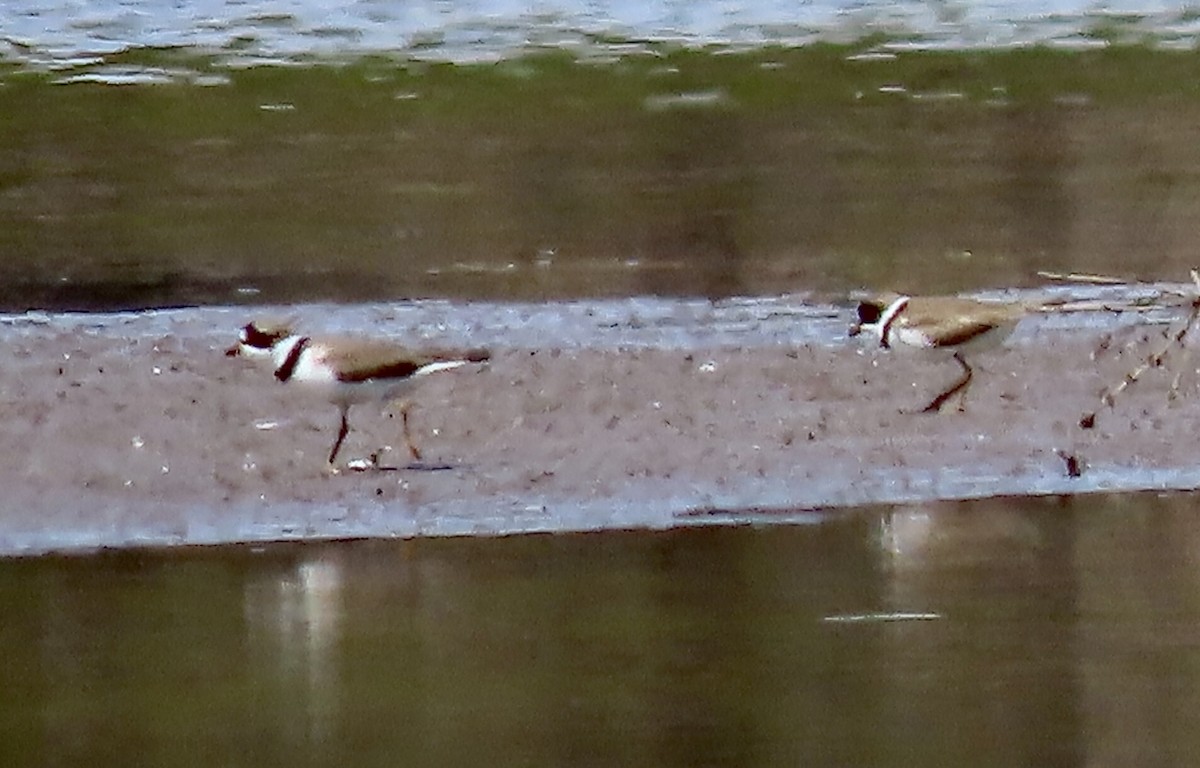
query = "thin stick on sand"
xmin=1080 ymin=269 xmax=1200 ymax=428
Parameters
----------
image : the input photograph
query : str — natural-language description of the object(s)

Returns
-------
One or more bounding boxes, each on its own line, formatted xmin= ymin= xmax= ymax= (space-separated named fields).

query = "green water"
xmin=5 ymin=492 xmax=1200 ymax=766
xmin=5 ymin=45 xmax=1200 ymax=310
xmin=7 ymin=39 xmax=1200 ymax=766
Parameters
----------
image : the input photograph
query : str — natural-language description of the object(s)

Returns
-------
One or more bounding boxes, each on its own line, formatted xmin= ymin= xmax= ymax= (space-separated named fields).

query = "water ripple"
xmin=3 ymin=1 xmax=1199 ymax=73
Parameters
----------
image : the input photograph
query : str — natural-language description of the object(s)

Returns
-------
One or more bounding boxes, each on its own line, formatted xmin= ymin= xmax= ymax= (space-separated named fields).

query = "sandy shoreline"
xmin=3 ymin=290 xmax=1199 ymax=557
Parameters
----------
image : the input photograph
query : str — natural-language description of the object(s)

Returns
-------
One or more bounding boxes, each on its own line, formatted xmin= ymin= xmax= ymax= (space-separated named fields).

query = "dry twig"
xmin=1080 ymin=269 xmax=1200 ymax=428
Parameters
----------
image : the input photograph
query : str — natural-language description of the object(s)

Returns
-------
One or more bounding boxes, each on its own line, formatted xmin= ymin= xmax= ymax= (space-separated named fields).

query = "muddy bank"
xmin=2 ymin=289 xmax=1198 ymax=556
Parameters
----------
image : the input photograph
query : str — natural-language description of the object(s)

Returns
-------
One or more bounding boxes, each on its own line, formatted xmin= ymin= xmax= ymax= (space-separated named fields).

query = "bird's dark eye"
xmin=856 ymin=301 xmax=884 ymax=325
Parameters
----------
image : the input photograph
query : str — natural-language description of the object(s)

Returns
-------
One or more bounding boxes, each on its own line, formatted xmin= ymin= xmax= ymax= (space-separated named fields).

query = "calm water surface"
xmin=4 ymin=491 xmax=1199 ymax=765
xmin=6 ymin=40 xmax=1200 ymax=309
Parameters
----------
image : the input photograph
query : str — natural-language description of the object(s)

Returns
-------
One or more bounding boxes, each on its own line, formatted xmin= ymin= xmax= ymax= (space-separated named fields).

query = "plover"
xmin=849 ymin=294 xmax=1024 ymax=412
xmin=233 ymin=326 xmax=490 ymax=470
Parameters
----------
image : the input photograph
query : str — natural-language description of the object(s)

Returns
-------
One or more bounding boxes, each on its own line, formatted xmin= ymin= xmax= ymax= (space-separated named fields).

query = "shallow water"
xmin=7 ymin=44 xmax=1200 ymax=310
xmin=3 ymin=491 xmax=1199 ymax=765
xmin=6 ymin=0 xmax=1198 ymax=68
xmin=11 ymin=280 xmax=1177 ymax=352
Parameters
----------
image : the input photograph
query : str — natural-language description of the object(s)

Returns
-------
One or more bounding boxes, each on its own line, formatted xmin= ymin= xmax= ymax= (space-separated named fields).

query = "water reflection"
xmin=245 ymin=553 xmax=344 ymax=746
xmin=870 ymin=499 xmax=1083 ymax=765
xmin=4 ymin=494 xmax=1200 ymax=765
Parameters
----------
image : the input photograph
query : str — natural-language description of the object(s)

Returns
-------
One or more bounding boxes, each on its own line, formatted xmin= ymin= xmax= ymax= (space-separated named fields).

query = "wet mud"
xmin=3 ymin=286 xmax=1199 ymax=556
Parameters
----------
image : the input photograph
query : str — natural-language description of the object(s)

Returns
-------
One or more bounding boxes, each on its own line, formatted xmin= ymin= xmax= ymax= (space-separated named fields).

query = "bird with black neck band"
xmin=849 ymin=293 xmax=1025 ymax=413
xmin=230 ymin=321 xmax=490 ymax=472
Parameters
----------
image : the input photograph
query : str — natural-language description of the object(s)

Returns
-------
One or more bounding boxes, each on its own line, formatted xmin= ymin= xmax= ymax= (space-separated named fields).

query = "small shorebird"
xmin=230 ymin=322 xmax=490 ymax=470
xmin=849 ymin=294 xmax=1024 ymax=412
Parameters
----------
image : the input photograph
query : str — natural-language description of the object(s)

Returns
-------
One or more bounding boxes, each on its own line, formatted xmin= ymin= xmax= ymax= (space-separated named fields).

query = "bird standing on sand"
xmin=229 ymin=321 xmax=490 ymax=471
xmin=849 ymin=294 xmax=1024 ymax=413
